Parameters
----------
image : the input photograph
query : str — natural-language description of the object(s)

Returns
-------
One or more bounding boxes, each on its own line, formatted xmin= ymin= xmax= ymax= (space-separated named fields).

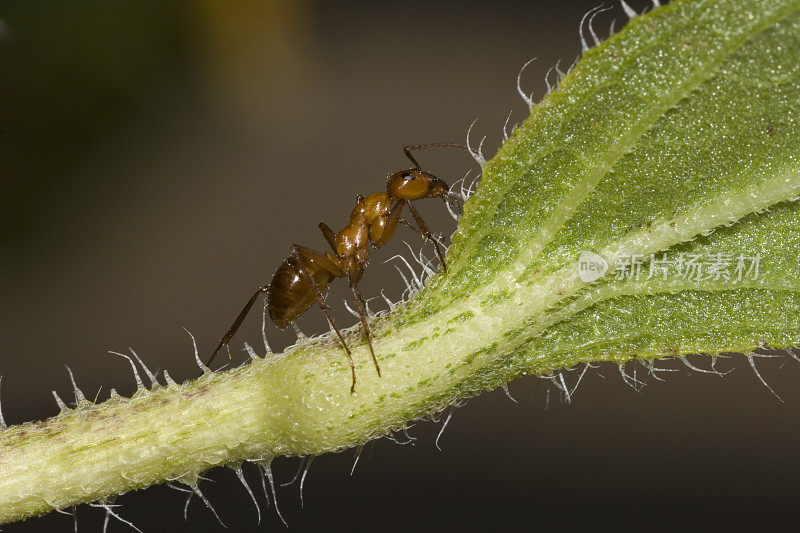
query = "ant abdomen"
xmin=268 ymin=253 xmax=335 ymax=329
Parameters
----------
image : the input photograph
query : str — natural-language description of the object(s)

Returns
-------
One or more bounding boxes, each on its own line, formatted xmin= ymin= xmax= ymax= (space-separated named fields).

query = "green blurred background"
xmin=3 ymin=1 xmax=800 ymax=531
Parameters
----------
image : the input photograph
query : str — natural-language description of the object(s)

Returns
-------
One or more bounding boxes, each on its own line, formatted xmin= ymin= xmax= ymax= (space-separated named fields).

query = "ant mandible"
xmin=207 ymin=143 xmax=468 ymax=392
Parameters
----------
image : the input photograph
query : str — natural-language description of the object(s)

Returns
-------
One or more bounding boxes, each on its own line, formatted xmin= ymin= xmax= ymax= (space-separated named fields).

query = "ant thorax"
xmin=351 ymin=193 xmax=393 ymax=222
xmin=335 ymin=218 xmax=369 ymax=257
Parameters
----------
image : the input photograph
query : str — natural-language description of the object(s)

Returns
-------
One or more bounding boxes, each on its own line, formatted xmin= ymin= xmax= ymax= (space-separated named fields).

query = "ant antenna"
xmin=403 ymin=143 xmax=469 ymax=170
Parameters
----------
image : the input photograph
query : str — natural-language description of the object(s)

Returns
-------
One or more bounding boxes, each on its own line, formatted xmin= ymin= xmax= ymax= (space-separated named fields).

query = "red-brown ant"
xmin=207 ymin=143 xmax=468 ymax=392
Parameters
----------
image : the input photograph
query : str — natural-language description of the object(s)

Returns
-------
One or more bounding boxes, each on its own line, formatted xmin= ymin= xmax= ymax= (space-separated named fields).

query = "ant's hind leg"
xmin=291 ymin=245 xmax=357 ymax=393
xmin=318 ymin=222 xmax=337 ymax=252
xmin=349 ymin=281 xmax=381 ymax=377
xmin=406 ymin=202 xmax=448 ymax=273
xmin=208 ymin=284 xmax=269 ymax=365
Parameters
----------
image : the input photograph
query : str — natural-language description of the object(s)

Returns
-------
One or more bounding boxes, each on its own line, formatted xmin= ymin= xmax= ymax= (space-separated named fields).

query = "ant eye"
xmin=402 ymin=172 xmax=415 ymax=181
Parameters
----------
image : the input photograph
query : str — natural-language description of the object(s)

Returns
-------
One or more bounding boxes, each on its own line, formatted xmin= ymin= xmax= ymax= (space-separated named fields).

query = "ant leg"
xmin=318 ymin=222 xmax=337 ymax=252
xmin=406 ymin=202 xmax=448 ymax=273
xmin=208 ymin=284 xmax=269 ymax=365
xmin=398 ymin=218 xmax=421 ymax=233
xmin=371 ymin=199 xmax=405 ymax=248
xmin=291 ymin=245 xmax=357 ymax=393
xmin=349 ymin=280 xmax=381 ymax=377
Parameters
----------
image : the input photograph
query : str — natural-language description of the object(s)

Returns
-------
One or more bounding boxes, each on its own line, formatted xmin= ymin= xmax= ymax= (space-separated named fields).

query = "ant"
xmin=207 ymin=143 xmax=468 ymax=392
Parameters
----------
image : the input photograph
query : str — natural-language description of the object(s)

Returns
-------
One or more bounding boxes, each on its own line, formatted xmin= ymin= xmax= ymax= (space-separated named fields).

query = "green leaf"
xmin=414 ymin=0 xmax=800 ymax=369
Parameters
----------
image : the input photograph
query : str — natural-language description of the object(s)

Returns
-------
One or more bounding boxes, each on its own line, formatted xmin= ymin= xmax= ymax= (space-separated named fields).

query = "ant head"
xmin=387 ymin=169 xmax=449 ymax=201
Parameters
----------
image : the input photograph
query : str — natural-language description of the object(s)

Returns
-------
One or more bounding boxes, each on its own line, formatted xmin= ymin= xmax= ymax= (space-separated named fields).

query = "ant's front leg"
xmin=406 ymin=202 xmax=447 ymax=272
xmin=370 ymin=200 xmax=405 ymax=248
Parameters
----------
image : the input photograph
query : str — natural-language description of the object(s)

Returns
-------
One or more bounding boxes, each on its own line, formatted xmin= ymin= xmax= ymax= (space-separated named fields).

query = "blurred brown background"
xmin=2 ymin=1 xmax=800 ymax=531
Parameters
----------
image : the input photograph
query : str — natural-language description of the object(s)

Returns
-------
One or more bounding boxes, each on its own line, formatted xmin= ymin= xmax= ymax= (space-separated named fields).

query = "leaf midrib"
xmin=375 ymin=168 xmax=800 ymax=391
